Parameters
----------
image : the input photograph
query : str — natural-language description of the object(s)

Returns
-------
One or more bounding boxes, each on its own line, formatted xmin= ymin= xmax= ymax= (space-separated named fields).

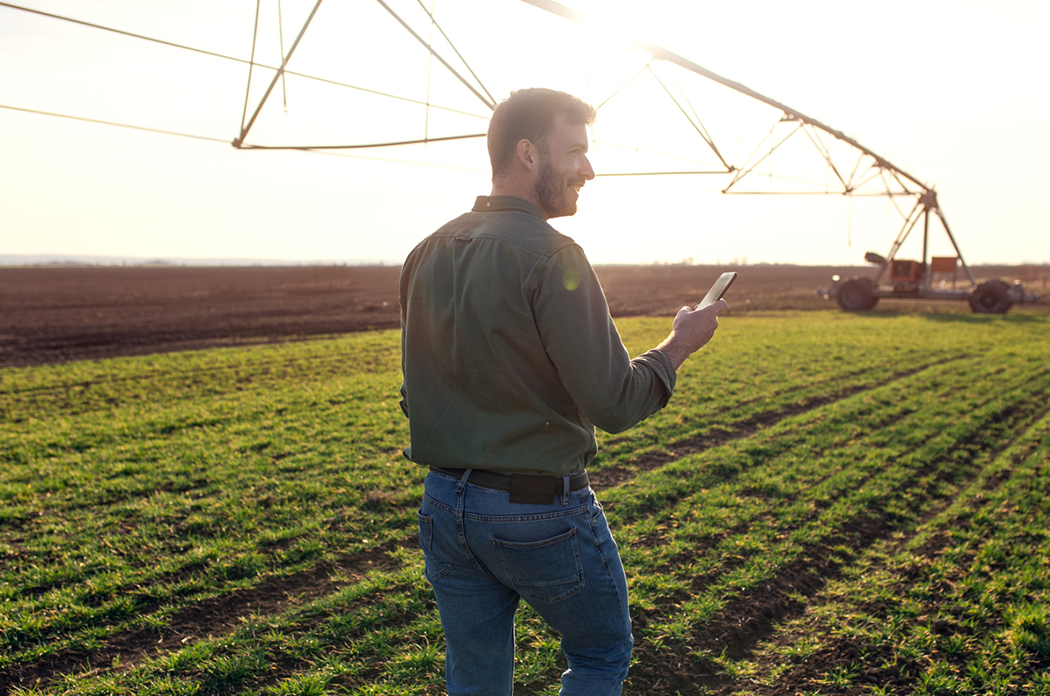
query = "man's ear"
xmin=516 ymin=138 xmax=539 ymax=173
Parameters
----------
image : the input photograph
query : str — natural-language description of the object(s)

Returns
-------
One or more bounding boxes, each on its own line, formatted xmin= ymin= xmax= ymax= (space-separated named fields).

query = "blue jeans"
xmin=417 ymin=470 xmax=633 ymax=696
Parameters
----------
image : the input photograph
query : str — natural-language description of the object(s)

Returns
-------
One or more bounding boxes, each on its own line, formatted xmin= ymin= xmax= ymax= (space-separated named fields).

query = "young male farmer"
xmin=398 ymin=87 xmax=726 ymax=695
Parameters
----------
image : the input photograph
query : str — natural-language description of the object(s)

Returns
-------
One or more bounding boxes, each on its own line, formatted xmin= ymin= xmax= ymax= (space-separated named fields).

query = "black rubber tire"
xmin=969 ymin=280 xmax=1011 ymax=314
xmin=836 ymin=278 xmax=877 ymax=311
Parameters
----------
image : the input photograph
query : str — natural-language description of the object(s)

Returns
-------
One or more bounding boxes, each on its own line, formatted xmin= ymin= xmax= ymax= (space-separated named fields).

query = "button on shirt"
xmin=398 ymin=195 xmax=676 ymax=476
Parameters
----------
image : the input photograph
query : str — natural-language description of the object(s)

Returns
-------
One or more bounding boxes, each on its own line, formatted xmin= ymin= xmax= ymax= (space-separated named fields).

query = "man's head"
xmin=487 ymin=88 xmax=597 ymax=219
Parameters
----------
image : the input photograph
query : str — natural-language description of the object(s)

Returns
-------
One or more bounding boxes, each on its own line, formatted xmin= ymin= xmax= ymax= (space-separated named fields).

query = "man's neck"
xmin=491 ymin=177 xmax=543 ymax=217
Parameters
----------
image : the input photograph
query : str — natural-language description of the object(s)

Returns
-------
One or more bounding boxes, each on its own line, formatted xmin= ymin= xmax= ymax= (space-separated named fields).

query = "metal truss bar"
xmin=282 ymin=72 xmax=489 ymax=119
xmin=1 ymin=2 xmax=261 ymax=67
xmin=800 ymin=124 xmax=847 ymax=190
xmin=517 ymin=0 xmax=588 ymax=22
xmin=277 ymin=0 xmax=289 ymax=109
xmin=411 ymin=0 xmax=496 ymax=106
xmin=516 ymin=0 xmax=929 ymax=192
xmin=886 ymin=167 xmax=919 ymax=196
xmin=639 ymin=44 xmax=929 ymax=190
xmin=647 ymin=66 xmax=732 ymax=170
xmin=851 ymin=167 xmax=884 ymax=192
xmin=594 ymin=62 xmax=651 ymax=110
xmin=235 ymin=0 xmax=325 ymax=147
xmin=0 ymin=103 xmax=230 ymax=143
xmin=236 ymin=0 xmax=496 ymax=148
xmin=723 ymin=190 xmax=916 ymax=196
xmin=733 ymin=120 xmax=779 ymax=179
xmin=239 ymin=1 xmax=262 ymax=136
xmin=724 ymin=121 xmax=804 ymax=192
xmin=931 ymin=202 xmax=977 ymax=285
xmin=879 ymin=170 xmax=910 ymax=220
xmin=3 ymin=0 xmax=488 ymax=122
xmin=876 ymin=198 xmax=925 ymax=283
xmin=237 ymin=131 xmax=486 ymax=150
xmin=592 ymin=138 xmax=730 ymax=169
xmin=673 ymin=80 xmax=730 ymax=170
xmin=374 ymin=0 xmax=496 ymax=111
xmin=845 ymin=154 xmax=865 ymax=190
xmin=596 ymin=170 xmax=729 ymax=177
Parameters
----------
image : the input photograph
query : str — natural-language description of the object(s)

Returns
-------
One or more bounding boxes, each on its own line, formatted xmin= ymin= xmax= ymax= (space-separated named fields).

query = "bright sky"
xmin=2 ymin=0 xmax=1048 ymax=266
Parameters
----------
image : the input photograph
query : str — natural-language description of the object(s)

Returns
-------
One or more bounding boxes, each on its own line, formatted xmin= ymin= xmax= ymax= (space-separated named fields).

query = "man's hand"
xmin=656 ymin=299 xmax=727 ymax=370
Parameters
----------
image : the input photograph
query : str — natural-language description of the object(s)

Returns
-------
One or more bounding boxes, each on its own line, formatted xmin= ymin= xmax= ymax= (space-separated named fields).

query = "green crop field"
xmin=2 ymin=311 xmax=1048 ymax=695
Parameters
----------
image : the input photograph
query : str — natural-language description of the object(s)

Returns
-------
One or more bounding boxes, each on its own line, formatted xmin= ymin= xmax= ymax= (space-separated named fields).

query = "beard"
xmin=534 ymin=156 xmax=576 ymax=219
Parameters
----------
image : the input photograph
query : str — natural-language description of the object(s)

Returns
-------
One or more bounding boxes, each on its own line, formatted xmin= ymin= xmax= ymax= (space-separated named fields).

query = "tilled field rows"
xmin=1 ymin=312 xmax=1048 ymax=695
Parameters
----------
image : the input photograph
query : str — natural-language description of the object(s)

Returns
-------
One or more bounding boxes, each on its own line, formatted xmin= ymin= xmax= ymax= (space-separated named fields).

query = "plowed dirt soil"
xmin=2 ymin=263 xmax=1045 ymax=368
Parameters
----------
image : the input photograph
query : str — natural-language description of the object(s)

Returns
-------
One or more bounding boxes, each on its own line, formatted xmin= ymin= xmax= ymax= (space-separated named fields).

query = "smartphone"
xmin=698 ymin=271 xmax=738 ymax=308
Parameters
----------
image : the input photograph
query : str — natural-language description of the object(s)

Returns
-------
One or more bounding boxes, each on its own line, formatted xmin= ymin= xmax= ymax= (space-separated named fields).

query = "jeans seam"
xmin=464 ymin=507 xmax=589 ymax=522
xmin=589 ymin=514 xmax=615 ymax=579
xmin=455 ymin=470 xmax=485 ymax=573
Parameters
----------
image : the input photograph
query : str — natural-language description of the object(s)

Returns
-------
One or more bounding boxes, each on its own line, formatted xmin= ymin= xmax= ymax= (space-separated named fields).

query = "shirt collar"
xmin=472 ymin=195 xmax=545 ymax=220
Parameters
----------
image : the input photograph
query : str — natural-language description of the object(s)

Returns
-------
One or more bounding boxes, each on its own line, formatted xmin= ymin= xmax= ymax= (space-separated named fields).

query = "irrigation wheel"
xmin=836 ymin=278 xmax=878 ymax=311
xmin=969 ymin=280 xmax=1012 ymax=314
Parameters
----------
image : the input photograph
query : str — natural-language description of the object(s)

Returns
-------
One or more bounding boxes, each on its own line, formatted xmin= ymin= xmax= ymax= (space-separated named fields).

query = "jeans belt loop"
xmin=561 ymin=475 xmax=570 ymax=506
xmin=454 ymin=468 xmax=471 ymax=519
xmin=455 ymin=468 xmax=472 ymax=493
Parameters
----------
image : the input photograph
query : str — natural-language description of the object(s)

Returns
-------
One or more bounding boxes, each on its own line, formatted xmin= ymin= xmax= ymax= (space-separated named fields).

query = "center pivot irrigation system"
xmin=5 ymin=0 xmax=1038 ymax=312
xmin=230 ymin=0 xmax=1037 ymax=313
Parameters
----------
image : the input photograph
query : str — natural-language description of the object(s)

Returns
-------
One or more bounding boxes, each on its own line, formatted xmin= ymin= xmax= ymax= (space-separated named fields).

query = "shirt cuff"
xmin=637 ymin=348 xmax=677 ymax=403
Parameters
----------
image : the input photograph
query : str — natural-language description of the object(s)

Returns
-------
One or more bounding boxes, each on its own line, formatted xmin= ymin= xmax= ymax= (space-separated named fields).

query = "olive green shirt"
xmin=398 ymin=195 xmax=676 ymax=476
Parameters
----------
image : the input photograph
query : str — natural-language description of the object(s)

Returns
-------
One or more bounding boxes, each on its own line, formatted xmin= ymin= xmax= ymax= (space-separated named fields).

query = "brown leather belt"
xmin=430 ymin=467 xmax=589 ymax=504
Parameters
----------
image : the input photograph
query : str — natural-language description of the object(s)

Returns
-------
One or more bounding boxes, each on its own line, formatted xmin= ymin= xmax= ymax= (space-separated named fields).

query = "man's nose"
xmin=581 ymin=154 xmax=595 ymax=180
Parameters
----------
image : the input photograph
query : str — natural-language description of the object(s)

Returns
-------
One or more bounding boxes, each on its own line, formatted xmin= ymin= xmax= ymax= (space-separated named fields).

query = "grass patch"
xmin=2 ymin=311 xmax=1047 ymax=694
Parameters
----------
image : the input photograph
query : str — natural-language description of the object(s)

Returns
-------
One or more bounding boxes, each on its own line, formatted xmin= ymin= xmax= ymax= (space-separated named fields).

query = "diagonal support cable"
xmin=665 ymin=67 xmax=733 ymax=171
xmin=930 ymin=197 xmax=977 ymax=285
xmin=277 ymin=0 xmax=289 ymax=111
xmin=594 ymin=62 xmax=651 ymax=111
xmin=373 ymin=0 xmax=496 ymax=111
xmin=801 ymin=124 xmax=847 ymax=191
xmin=724 ymin=119 xmax=804 ymax=192
xmin=3 ymin=1 xmax=487 ymax=122
xmin=411 ymin=0 xmax=495 ymax=107
xmin=850 ymin=161 xmax=888 ymax=192
xmin=234 ymin=0 xmax=325 ymax=148
xmin=875 ymin=197 xmax=925 ymax=284
xmin=236 ymin=132 xmax=486 ymax=150
xmin=646 ymin=65 xmax=731 ymax=171
xmin=239 ymin=0 xmax=262 ymax=136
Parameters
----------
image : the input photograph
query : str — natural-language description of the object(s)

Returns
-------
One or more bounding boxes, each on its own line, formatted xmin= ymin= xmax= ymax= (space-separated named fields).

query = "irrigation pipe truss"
xmin=513 ymin=0 xmax=974 ymax=282
xmin=1 ymin=0 xmax=971 ymax=276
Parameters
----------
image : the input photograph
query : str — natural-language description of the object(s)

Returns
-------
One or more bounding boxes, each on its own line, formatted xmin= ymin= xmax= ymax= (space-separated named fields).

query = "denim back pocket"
xmin=417 ymin=510 xmax=434 ymax=552
xmin=492 ymin=528 xmax=584 ymax=603
xmin=417 ymin=511 xmax=454 ymax=583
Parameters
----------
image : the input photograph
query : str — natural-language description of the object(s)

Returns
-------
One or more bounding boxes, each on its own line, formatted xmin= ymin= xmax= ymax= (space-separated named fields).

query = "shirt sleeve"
xmin=530 ymin=245 xmax=676 ymax=434
xmin=398 ymin=285 xmax=410 ymax=419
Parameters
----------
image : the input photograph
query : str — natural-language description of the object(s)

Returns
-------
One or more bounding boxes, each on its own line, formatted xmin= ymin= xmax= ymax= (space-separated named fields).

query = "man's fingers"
xmin=664 ymin=300 xmax=727 ymax=368
xmin=692 ymin=299 xmax=728 ymax=314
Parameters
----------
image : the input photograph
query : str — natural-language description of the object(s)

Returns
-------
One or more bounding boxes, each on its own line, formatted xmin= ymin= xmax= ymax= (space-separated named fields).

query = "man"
xmin=399 ymin=88 xmax=725 ymax=696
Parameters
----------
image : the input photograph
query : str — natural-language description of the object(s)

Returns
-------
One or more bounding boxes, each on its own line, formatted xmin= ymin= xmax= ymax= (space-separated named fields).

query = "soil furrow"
xmin=620 ymin=380 xmax=1049 ymax=695
xmin=738 ymin=415 xmax=1050 ymax=695
xmin=590 ymin=357 xmax=962 ymax=491
xmin=6 ymin=362 xmax=1042 ymax=693
xmin=0 ymin=538 xmax=413 ymax=692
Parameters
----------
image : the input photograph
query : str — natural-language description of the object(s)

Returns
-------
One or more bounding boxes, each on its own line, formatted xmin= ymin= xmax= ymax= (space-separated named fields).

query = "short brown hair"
xmin=487 ymin=88 xmax=596 ymax=181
